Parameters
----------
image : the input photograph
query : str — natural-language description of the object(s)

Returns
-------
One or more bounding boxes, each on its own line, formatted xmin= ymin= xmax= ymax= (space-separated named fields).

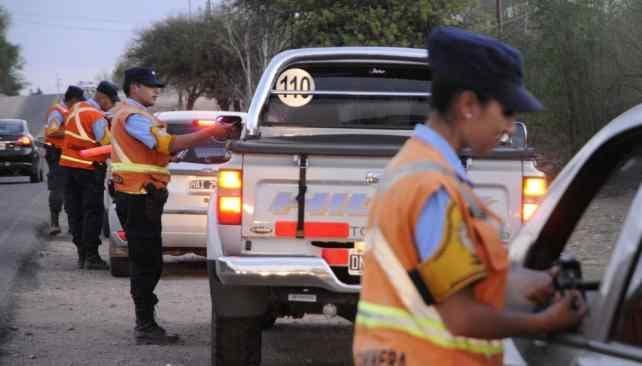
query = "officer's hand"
xmin=525 ymin=267 xmax=557 ymax=306
xmin=538 ymin=290 xmax=587 ymax=333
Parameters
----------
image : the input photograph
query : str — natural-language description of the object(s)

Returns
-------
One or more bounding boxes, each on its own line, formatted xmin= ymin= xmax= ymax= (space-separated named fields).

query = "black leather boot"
xmin=49 ymin=211 xmax=61 ymax=236
xmin=134 ymin=307 xmax=180 ymax=345
xmin=76 ymin=246 xmax=85 ymax=269
xmin=85 ymin=252 xmax=109 ymax=270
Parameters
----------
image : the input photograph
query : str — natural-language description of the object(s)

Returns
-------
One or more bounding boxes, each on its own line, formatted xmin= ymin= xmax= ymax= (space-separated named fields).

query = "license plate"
xmin=348 ymin=248 xmax=364 ymax=276
xmin=288 ymin=293 xmax=317 ymax=303
xmin=0 ymin=142 xmax=5 ymax=150
xmin=189 ymin=178 xmax=216 ymax=192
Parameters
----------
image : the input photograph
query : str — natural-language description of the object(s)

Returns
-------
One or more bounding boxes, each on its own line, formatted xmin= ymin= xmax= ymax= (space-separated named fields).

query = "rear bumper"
xmin=216 ymin=256 xmax=361 ymax=294
xmin=0 ymin=149 xmax=37 ymax=170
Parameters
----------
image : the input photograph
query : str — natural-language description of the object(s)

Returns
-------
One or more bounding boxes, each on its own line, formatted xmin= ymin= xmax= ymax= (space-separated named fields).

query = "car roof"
xmin=510 ymin=102 xmax=642 ymax=263
xmin=154 ymin=110 xmax=246 ymax=124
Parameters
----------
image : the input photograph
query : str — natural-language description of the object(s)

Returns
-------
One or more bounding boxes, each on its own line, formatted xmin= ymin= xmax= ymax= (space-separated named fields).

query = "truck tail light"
xmin=217 ymin=169 xmax=242 ymax=225
xmin=16 ymin=136 xmax=32 ymax=146
xmin=321 ymin=248 xmax=348 ymax=266
xmin=522 ymin=176 xmax=547 ymax=222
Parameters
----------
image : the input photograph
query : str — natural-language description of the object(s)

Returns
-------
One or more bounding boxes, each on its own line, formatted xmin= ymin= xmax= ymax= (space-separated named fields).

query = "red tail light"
xmin=16 ymin=136 xmax=32 ymax=146
xmin=322 ymin=248 xmax=349 ymax=266
xmin=116 ymin=230 xmax=127 ymax=241
xmin=522 ymin=177 xmax=547 ymax=222
xmin=217 ymin=169 xmax=242 ymax=225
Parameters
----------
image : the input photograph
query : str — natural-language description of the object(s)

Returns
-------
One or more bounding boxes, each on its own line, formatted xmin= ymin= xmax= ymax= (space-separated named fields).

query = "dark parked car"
xmin=0 ymin=119 xmax=44 ymax=183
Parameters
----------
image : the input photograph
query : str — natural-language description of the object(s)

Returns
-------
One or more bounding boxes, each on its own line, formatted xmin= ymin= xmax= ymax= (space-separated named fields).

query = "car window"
xmin=564 ymin=151 xmax=642 ymax=282
xmin=165 ymin=120 xmax=229 ymax=164
xmin=260 ymin=62 xmax=431 ymax=130
xmin=0 ymin=120 xmax=25 ymax=135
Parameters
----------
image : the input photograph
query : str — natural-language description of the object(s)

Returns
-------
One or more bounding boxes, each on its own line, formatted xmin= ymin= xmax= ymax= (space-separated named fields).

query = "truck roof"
xmin=247 ymin=47 xmax=429 ymax=134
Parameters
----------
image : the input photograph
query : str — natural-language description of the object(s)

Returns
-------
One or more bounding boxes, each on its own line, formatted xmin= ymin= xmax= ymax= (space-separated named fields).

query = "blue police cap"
xmin=123 ymin=67 xmax=165 ymax=88
xmin=427 ymin=27 xmax=543 ymax=113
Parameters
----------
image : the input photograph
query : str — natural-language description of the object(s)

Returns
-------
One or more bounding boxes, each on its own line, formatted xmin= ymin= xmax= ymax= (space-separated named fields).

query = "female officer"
xmin=353 ymin=27 xmax=586 ymax=366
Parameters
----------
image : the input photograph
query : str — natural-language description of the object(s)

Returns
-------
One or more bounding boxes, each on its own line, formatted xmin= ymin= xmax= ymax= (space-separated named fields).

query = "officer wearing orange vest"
xmin=60 ymin=84 xmax=112 ymax=270
xmin=111 ymin=67 xmax=238 ymax=345
xmin=44 ymin=86 xmax=84 ymax=235
xmin=353 ymin=27 xmax=587 ymax=366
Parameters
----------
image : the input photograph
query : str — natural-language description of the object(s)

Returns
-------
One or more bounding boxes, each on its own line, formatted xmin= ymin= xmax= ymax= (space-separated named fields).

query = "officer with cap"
xmin=60 ymin=81 xmax=112 ymax=270
xmin=353 ymin=27 xmax=587 ymax=365
xmin=94 ymin=81 xmax=120 ymax=119
xmin=111 ymin=67 xmax=238 ymax=345
xmin=43 ymin=86 xmax=85 ymax=235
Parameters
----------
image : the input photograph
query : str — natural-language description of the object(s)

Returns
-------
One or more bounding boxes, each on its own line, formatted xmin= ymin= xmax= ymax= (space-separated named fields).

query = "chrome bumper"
xmin=216 ymin=256 xmax=361 ymax=293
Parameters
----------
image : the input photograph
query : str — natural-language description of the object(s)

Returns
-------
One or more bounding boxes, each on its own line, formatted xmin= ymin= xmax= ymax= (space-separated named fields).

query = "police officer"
xmin=353 ymin=27 xmax=587 ymax=366
xmin=93 ymin=81 xmax=120 ymax=118
xmin=111 ymin=67 xmax=237 ymax=345
xmin=60 ymin=85 xmax=111 ymax=270
xmin=44 ymin=86 xmax=84 ymax=235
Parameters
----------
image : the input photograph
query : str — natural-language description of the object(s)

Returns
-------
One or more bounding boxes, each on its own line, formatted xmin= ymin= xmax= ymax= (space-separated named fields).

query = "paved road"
xmin=0 ymin=94 xmax=56 ymax=338
xmin=0 ymin=95 xmax=355 ymax=365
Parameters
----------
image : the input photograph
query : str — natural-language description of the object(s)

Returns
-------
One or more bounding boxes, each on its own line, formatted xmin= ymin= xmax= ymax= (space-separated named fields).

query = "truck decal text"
xmin=269 ymin=192 xmax=370 ymax=217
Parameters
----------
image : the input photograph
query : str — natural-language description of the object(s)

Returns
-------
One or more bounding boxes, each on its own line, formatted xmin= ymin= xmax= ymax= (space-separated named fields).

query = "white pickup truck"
xmin=206 ymin=47 xmax=547 ymax=362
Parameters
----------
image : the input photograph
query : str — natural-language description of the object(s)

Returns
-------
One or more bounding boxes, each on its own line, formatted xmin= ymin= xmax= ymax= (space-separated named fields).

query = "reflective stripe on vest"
xmin=357 ymin=162 xmax=503 ymax=357
xmin=356 ymin=301 xmax=503 ymax=356
xmin=68 ymin=107 xmax=98 ymax=143
xmin=359 ymin=227 xmax=503 ymax=357
xmin=110 ymin=136 xmax=169 ymax=175
xmin=111 ymin=162 xmax=169 ymax=175
xmin=60 ymin=154 xmax=93 ymax=166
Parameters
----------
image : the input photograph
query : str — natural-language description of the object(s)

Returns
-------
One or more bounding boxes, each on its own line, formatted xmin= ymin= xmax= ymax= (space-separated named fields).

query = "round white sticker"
xmin=275 ymin=68 xmax=315 ymax=108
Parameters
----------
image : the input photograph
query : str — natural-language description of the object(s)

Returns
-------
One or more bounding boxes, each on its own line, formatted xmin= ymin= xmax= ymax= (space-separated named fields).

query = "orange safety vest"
xmin=353 ymin=138 xmax=509 ymax=366
xmin=59 ymin=101 xmax=105 ymax=170
xmin=44 ymin=102 xmax=69 ymax=149
xmin=110 ymin=102 xmax=171 ymax=194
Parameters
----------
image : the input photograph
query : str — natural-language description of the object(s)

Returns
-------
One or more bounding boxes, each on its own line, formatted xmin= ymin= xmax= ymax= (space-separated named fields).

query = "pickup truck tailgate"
xmin=242 ymin=154 xmax=388 ymax=256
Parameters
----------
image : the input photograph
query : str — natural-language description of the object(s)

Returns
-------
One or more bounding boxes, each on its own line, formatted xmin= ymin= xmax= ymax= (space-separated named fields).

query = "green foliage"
xmin=0 ymin=6 xmax=24 ymax=96
xmin=117 ymin=13 xmax=239 ymax=109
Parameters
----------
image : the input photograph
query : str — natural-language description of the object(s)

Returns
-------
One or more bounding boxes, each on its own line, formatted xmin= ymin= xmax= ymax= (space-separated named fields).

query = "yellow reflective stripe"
xmin=65 ymin=129 xmax=96 ymax=143
xmin=111 ymin=162 xmax=169 ymax=175
xmin=356 ymin=301 xmax=503 ymax=356
xmin=60 ymin=154 xmax=93 ymax=165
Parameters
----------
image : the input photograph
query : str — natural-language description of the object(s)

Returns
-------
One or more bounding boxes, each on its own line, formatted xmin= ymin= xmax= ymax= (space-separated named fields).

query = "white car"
xmin=105 ymin=110 xmax=245 ymax=277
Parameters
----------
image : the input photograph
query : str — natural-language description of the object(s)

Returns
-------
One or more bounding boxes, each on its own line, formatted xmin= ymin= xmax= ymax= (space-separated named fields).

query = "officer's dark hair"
xmin=430 ymin=76 xmax=492 ymax=116
xmin=123 ymin=80 xmax=133 ymax=97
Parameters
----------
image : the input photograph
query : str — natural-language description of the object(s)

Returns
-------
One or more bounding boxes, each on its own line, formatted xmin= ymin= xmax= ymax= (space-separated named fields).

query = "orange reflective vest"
xmin=44 ymin=102 xmax=69 ymax=149
xmin=353 ymin=138 xmax=509 ymax=366
xmin=110 ymin=102 xmax=171 ymax=194
xmin=59 ymin=101 xmax=105 ymax=170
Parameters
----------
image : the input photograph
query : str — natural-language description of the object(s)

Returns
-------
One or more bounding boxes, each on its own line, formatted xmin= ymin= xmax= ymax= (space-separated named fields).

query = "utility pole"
xmin=188 ymin=0 xmax=192 ymax=20
xmin=56 ymin=74 xmax=62 ymax=94
xmin=496 ymin=0 xmax=503 ymax=36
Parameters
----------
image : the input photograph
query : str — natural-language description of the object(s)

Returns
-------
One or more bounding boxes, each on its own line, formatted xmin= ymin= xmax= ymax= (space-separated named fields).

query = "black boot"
xmin=49 ymin=211 xmax=61 ymax=236
xmin=85 ymin=252 xmax=109 ymax=270
xmin=76 ymin=246 xmax=85 ymax=269
xmin=135 ymin=307 xmax=180 ymax=345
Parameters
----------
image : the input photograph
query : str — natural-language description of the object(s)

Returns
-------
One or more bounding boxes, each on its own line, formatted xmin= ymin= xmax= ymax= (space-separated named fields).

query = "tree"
xmin=0 ymin=6 xmax=24 ymax=95
xmin=118 ymin=13 xmax=238 ymax=110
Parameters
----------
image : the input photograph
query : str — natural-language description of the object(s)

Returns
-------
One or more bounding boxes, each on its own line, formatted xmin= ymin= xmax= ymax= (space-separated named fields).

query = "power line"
xmin=11 ymin=11 xmax=124 ymax=24
xmin=12 ymin=19 xmax=132 ymax=33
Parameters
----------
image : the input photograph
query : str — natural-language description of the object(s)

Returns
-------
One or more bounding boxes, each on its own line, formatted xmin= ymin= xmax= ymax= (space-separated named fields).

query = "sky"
xmin=4 ymin=0 xmax=212 ymax=95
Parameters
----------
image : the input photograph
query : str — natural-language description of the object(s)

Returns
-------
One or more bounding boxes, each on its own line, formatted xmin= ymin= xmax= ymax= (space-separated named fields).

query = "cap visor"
xmin=501 ymin=85 xmax=543 ymax=113
xmin=143 ymin=77 xmax=165 ymax=88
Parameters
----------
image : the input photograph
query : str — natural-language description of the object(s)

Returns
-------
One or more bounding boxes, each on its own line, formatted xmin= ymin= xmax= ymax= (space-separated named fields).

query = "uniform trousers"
xmin=63 ymin=165 xmax=105 ymax=256
xmin=114 ymin=191 xmax=165 ymax=312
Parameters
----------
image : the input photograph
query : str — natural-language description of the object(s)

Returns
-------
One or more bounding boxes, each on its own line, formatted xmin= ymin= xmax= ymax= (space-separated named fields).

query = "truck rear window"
xmin=261 ymin=62 xmax=431 ymax=130
xmin=166 ymin=121 xmax=228 ymax=164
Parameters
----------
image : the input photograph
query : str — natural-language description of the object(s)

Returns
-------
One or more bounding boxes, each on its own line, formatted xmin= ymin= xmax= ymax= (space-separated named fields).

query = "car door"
xmin=508 ymin=127 xmax=642 ymax=365
xmin=162 ymin=118 xmax=231 ymax=249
